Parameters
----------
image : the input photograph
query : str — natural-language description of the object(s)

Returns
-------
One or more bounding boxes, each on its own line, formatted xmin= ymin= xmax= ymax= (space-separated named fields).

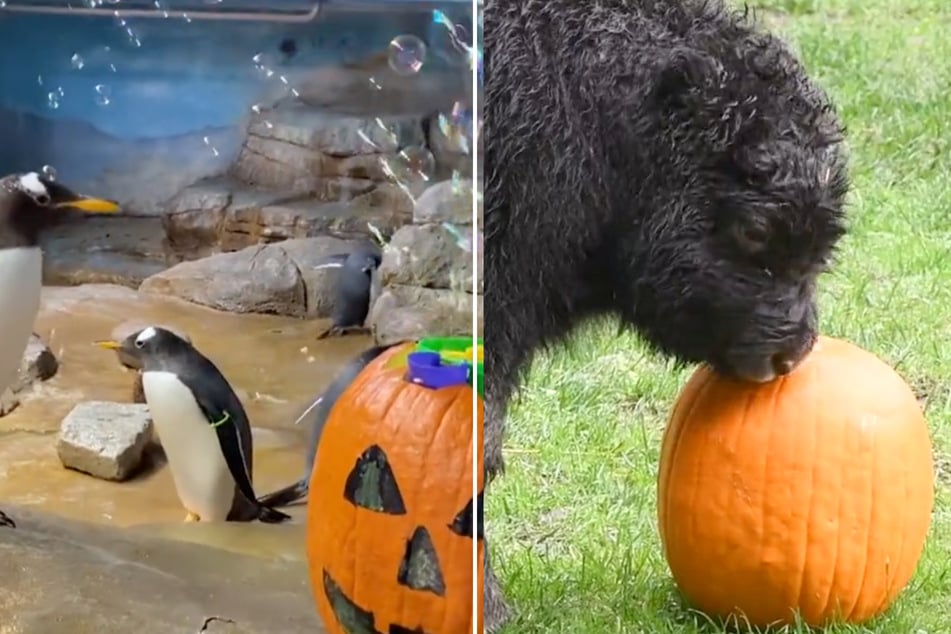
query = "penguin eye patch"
xmin=134 ymin=339 xmax=145 ymax=349
xmin=34 ymin=194 xmax=50 ymax=206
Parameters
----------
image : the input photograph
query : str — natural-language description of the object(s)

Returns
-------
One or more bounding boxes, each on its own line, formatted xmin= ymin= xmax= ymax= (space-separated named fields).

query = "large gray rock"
xmin=369 ymin=285 xmax=482 ymax=345
xmin=380 ymin=224 xmax=478 ymax=293
xmin=413 ymin=178 xmax=476 ymax=225
xmin=228 ymin=101 xmax=426 ymax=195
xmin=0 ymin=507 xmax=319 ymax=633
xmin=57 ymin=401 xmax=153 ymax=482
xmin=139 ymin=237 xmax=368 ymax=318
xmin=13 ymin=334 xmax=58 ymax=392
xmin=426 ymin=117 xmax=473 ymax=180
xmin=0 ymin=335 xmax=60 ymax=417
xmin=162 ymin=177 xmax=410 ymax=259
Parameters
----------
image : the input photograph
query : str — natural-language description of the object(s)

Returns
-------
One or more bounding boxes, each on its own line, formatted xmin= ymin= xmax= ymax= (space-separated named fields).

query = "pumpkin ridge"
xmin=815 ymin=395 xmax=847 ymax=620
xmin=878 ymin=439 xmax=909 ymax=613
xmin=661 ymin=368 xmax=714 ymax=567
xmin=793 ymin=387 xmax=820 ymax=618
xmin=844 ymin=413 xmax=879 ymax=621
xmin=431 ymin=388 xmax=477 ymax=598
xmin=728 ymin=382 xmax=757 ymax=584
xmin=751 ymin=376 xmax=783 ymax=620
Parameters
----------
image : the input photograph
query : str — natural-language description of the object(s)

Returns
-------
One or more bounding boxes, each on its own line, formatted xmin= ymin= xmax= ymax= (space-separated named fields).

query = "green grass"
xmin=487 ymin=1 xmax=951 ymax=632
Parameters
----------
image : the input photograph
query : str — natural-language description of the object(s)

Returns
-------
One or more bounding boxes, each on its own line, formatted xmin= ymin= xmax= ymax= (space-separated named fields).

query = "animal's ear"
xmin=652 ymin=49 xmax=721 ymax=110
xmin=652 ymin=49 xmax=757 ymax=153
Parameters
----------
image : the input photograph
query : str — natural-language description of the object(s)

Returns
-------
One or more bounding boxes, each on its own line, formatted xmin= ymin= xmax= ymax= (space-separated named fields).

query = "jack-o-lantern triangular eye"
xmin=448 ymin=490 xmax=483 ymax=540
xmin=343 ymin=445 xmax=406 ymax=515
xmin=397 ymin=526 xmax=446 ymax=596
xmin=323 ymin=569 xmax=432 ymax=634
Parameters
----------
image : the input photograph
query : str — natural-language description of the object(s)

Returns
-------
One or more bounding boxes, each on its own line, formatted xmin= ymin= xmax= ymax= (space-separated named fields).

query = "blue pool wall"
xmin=0 ymin=1 xmax=472 ymax=205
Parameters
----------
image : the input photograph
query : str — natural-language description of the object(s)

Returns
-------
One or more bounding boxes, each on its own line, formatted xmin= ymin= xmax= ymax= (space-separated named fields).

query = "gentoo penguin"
xmin=258 ymin=343 xmax=396 ymax=507
xmin=314 ymin=243 xmax=382 ymax=339
xmin=0 ymin=171 xmax=119 ymax=529
xmin=95 ymin=327 xmax=290 ymax=524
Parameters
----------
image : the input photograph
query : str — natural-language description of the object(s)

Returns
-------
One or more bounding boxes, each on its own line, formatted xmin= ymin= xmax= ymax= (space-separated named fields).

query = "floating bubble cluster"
xmin=94 ymin=84 xmax=112 ymax=106
xmin=47 ymin=87 xmax=64 ymax=110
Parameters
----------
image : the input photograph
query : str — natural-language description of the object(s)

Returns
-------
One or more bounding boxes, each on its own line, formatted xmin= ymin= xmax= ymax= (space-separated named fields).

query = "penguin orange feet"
xmin=184 ymin=510 xmax=200 ymax=523
xmin=0 ymin=510 xmax=14 ymax=528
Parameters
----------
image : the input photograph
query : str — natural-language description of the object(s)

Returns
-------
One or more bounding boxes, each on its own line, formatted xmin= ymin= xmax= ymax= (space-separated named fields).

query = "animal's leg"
xmin=0 ymin=510 xmax=14 ymax=528
xmin=184 ymin=510 xmax=200 ymax=523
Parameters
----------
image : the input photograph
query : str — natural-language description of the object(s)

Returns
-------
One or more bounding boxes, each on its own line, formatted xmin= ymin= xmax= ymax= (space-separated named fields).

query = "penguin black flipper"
xmin=176 ymin=362 xmax=291 ymax=523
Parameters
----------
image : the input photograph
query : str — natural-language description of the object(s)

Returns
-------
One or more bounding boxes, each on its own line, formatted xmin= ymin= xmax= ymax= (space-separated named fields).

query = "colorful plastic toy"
xmin=400 ymin=336 xmax=483 ymax=397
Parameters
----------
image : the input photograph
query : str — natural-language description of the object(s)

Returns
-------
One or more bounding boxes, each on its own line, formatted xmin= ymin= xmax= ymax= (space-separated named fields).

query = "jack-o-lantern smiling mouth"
xmin=321 ymin=445 xmax=483 ymax=634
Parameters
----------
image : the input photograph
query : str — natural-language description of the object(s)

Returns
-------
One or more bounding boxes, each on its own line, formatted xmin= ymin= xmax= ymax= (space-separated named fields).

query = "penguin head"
xmin=95 ymin=326 xmax=191 ymax=371
xmin=0 ymin=172 xmax=120 ymax=245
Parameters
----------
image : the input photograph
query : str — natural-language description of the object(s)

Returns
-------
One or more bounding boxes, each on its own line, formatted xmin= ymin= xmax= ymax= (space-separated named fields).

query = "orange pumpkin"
xmin=658 ymin=336 xmax=934 ymax=627
xmin=306 ymin=343 xmax=483 ymax=634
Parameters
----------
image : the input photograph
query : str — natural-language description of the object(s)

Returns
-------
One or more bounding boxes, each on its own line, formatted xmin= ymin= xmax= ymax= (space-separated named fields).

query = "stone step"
xmin=162 ymin=177 xmax=410 ymax=258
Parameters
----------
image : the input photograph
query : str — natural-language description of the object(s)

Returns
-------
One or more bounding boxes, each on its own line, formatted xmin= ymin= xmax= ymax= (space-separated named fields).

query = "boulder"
xmin=426 ymin=115 xmax=473 ymax=180
xmin=413 ymin=178 xmax=476 ymax=226
xmin=139 ymin=237 xmax=370 ymax=318
xmin=1 ymin=334 xmax=60 ymax=417
xmin=0 ymin=388 xmax=19 ymax=416
xmin=228 ymin=101 xmax=425 ymax=195
xmin=161 ymin=178 xmax=410 ymax=259
xmin=379 ymin=224 xmax=478 ymax=293
xmin=57 ymin=401 xmax=153 ymax=482
xmin=13 ymin=334 xmax=58 ymax=392
xmin=0 ymin=507 xmax=319 ymax=633
xmin=369 ymin=285 xmax=482 ymax=346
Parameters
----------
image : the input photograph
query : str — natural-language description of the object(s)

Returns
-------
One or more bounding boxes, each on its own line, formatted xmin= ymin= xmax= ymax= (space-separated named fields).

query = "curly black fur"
xmin=483 ymin=0 xmax=850 ymax=630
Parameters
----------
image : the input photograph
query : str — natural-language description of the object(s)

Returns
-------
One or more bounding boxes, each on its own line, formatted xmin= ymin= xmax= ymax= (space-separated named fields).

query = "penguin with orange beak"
xmin=0 ymin=171 xmax=120 ymax=528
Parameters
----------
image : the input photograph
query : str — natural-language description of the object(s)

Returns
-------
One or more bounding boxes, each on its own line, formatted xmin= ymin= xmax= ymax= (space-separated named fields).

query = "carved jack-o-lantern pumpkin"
xmin=306 ymin=342 xmax=483 ymax=634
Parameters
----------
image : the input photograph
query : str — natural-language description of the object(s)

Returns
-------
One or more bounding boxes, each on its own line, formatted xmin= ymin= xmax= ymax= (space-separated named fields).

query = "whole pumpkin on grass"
xmin=306 ymin=341 xmax=483 ymax=634
xmin=658 ymin=336 xmax=934 ymax=628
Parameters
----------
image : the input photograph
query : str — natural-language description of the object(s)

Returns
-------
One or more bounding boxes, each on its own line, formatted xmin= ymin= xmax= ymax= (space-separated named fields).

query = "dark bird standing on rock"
xmin=313 ymin=243 xmax=382 ymax=339
xmin=96 ymin=327 xmax=291 ymax=524
xmin=258 ymin=343 xmax=395 ymax=508
xmin=0 ymin=171 xmax=120 ymax=528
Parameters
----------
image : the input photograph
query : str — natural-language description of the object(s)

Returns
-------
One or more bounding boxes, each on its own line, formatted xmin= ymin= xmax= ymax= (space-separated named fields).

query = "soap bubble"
xmin=430 ymin=9 xmax=471 ymax=63
xmin=41 ymin=165 xmax=57 ymax=181
xmin=382 ymin=146 xmax=435 ymax=186
xmin=202 ymin=135 xmax=220 ymax=157
xmin=437 ymin=102 xmax=471 ymax=155
xmin=70 ymin=53 xmax=85 ymax=70
xmin=94 ymin=84 xmax=111 ymax=106
xmin=47 ymin=90 xmax=62 ymax=110
xmin=356 ymin=118 xmax=400 ymax=152
xmin=388 ymin=34 xmax=426 ymax=76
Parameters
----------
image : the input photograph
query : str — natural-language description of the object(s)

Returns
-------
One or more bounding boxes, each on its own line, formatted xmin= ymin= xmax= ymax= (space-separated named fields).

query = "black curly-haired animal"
xmin=483 ymin=0 xmax=850 ymax=629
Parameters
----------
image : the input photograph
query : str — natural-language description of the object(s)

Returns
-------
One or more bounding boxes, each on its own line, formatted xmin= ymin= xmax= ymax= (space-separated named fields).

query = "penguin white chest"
xmin=142 ymin=371 xmax=235 ymax=521
xmin=0 ymin=248 xmax=41 ymax=395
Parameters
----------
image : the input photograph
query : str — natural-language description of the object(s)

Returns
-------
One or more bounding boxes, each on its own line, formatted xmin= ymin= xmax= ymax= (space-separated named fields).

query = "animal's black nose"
xmin=772 ymin=352 xmax=797 ymax=376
